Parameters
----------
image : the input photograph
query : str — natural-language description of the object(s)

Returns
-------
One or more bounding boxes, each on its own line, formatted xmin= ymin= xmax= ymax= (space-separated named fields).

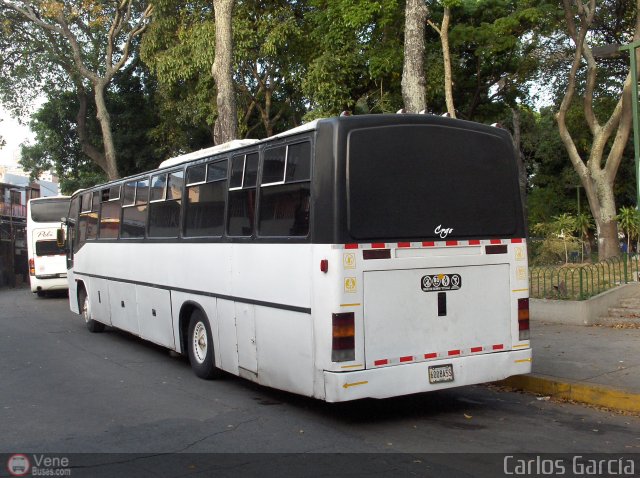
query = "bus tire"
xmin=187 ymin=309 xmax=222 ymax=379
xmin=79 ymin=287 xmax=105 ymax=333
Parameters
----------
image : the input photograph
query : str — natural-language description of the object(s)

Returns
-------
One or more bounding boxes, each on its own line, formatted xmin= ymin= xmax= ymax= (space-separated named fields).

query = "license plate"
xmin=428 ymin=364 xmax=454 ymax=384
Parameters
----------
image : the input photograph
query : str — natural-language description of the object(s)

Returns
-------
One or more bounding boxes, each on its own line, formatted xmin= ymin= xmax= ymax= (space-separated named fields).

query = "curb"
xmin=498 ymin=374 xmax=640 ymax=414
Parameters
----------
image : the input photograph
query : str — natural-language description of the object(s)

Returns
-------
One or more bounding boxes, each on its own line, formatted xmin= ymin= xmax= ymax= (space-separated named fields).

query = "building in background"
xmin=0 ymin=167 xmax=60 ymax=287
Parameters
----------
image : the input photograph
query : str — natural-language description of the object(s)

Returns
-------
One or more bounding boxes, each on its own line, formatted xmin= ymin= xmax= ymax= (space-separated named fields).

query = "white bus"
xmin=27 ymin=196 xmax=70 ymax=296
xmin=62 ymin=114 xmax=531 ymax=402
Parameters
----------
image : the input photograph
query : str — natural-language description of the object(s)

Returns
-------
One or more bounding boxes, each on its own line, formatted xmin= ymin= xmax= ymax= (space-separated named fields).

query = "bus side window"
xmin=227 ymin=152 xmax=258 ymax=237
xmin=184 ymin=159 xmax=227 ymax=237
xmin=77 ymin=192 xmax=91 ymax=248
xmin=86 ymin=190 xmax=100 ymax=240
xmin=99 ymin=184 xmax=121 ymax=239
xmin=258 ymin=141 xmax=311 ymax=237
xmin=69 ymin=195 xmax=81 ymax=255
xmin=149 ymin=171 xmax=183 ymax=238
xmin=121 ymin=178 xmax=149 ymax=239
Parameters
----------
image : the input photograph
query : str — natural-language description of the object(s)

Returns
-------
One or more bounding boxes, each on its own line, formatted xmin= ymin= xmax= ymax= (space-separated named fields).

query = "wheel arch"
xmin=76 ymin=280 xmax=87 ymax=311
xmin=178 ymin=300 xmax=210 ymax=355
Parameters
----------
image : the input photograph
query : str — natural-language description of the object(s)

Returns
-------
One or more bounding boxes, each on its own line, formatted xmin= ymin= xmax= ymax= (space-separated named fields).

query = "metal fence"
xmin=529 ymin=254 xmax=640 ymax=300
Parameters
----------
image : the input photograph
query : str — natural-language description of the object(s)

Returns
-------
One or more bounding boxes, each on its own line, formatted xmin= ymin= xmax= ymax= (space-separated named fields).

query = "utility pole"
xmin=8 ymin=188 xmax=15 ymax=288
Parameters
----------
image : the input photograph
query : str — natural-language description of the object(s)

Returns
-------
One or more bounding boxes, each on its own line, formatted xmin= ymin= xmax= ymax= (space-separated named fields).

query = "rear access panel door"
xmin=363 ymin=264 xmax=511 ymax=367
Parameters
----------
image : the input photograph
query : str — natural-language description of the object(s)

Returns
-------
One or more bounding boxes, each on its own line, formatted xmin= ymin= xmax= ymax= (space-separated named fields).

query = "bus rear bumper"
xmin=30 ymin=276 xmax=69 ymax=293
xmin=323 ymin=348 xmax=532 ymax=402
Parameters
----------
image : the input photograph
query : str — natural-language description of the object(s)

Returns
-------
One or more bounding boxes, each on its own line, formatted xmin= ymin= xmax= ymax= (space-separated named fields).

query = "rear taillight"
xmin=518 ymin=298 xmax=530 ymax=340
xmin=29 ymin=258 xmax=35 ymax=276
xmin=332 ymin=312 xmax=355 ymax=362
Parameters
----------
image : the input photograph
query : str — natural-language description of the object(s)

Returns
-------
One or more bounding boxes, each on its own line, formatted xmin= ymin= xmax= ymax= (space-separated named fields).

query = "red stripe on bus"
xmin=471 ymin=347 xmax=483 ymax=353
xmin=397 ymin=242 xmax=411 ymax=248
xmin=448 ymin=349 xmax=461 ymax=356
xmin=374 ymin=359 xmax=388 ymax=366
xmin=492 ymin=344 xmax=504 ymax=350
xmin=469 ymin=240 xmax=481 ymax=245
xmin=422 ymin=241 xmax=435 ymax=247
xmin=490 ymin=239 xmax=502 ymax=244
xmin=371 ymin=243 xmax=386 ymax=249
xmin=511 ymin=238 xmax=523 ymax=243
xmin=446 ymin=241 xmax=458 ymax=246
xmin=424 ymin=353 xmax=438 ymax=359
xmin=345 ymin=243 xmax=359 ymax=249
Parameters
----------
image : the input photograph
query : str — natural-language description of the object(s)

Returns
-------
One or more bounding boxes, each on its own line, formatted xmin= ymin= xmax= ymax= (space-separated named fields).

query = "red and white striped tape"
xmin=333 ymin=238 xmax=524 ymax=250
xmin=371 ymin=343 xmax=506 ymax=368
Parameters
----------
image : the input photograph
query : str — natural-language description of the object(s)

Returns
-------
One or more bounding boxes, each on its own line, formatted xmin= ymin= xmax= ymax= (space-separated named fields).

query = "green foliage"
xmin=303 ymin=0 xmax=403 ymax=117
xmin=140 ymin=0 xmax=217 ymax=151
xmin=617 ymin=206 xmax=640 ymax=253
xmin=531 ymin=213 xmax=580 ymax=265
xmin=19 ymin=66 xmax=165 ymax=193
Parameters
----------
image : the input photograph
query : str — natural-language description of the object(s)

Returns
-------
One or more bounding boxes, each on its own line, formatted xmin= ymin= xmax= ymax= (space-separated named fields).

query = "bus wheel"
xmin=79 ymin=288 xmax=105 ymax=333
xmin=188 ymin=309 xmax=222 ymax=379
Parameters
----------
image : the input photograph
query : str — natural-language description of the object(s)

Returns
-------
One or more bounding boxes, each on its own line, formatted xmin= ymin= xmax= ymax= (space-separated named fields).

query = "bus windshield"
xmin=347 ymin=124 xmax=522 ymax=240
xmin=30 ymin=199 xmax=70 ymax=223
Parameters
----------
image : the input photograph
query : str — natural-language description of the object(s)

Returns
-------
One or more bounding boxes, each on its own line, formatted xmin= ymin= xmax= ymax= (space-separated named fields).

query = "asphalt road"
xmin=1 ymin=287 xmax=639 ymax=477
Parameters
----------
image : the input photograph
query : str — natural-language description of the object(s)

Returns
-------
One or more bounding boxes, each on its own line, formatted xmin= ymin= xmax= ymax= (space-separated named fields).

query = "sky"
xmin=0 ymin=105 xmax=34 ymax=168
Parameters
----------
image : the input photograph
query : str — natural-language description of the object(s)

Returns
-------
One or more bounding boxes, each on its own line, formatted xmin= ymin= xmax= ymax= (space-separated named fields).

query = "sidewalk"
xmin=500 ymin=321 xmax=640 ymax=413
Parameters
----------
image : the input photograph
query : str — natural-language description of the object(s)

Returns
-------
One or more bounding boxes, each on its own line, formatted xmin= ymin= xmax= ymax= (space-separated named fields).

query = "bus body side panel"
xmin=68 ymin=271 xmax=79 ymax=314
xmin=108 ymin=280 xmax=139 ymax=335
xmin=89 ymin=277 xmax=112 ymax=326
xmin=254 ymin=306 xmax=314 ymax=397
xmin=229 ymin=243 xmax=314 ymax=395
xmin=213 ymin=298 xmax=238 ymax=374
xmin=136 ymin=285 xmax=174 ymax=348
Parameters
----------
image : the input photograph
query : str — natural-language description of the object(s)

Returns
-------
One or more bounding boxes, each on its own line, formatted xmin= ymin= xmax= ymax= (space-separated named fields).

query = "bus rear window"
xmin=347 ymin=125 xmax=522 ymax=240
xmin=35 ymin=240 xmax=65 ymax=256
xmin=30 ymin=200 xmax=69 ymax=223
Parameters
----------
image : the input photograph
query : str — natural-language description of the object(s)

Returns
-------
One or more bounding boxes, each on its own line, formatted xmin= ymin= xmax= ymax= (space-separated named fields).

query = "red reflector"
xmin=374 ymin=359 xmax=388 ymax=366
xmin=424 ymin=353 xmax=438 ymax=359
xmin=490 ymin=239 xmax=502 ymax=244
xmin=446 ymin=240 xmax=458 ymax=246
xmin=492 ymin=344 xmax=504 ymax=350
xmin=320 ymin=259 xmax=328 ymax=273
xmin=29 ymin=258 xmax=35 ymax=276
xmin=400 ymin=356 xmax=413 ymax=362
xmin=363 ymin=249 xmax=391 ymax=260
xmin=345 ymin=243 xmax=359 ymax=249
xmin=422 ymin=241 xmax=435 ymax=247
xmin=448 ymin=349 xmax=461 ymax=356
xmin=485 ymin=244 xmax=508 ymax=254
xmin=371 ymin=243 xmax=386 ymax=249
xmin=397 ymin=242 xmax=411 ymax=248
xmin=511 ymin=238 xmax=523 ymax=243
xmin=471 ymin=347 xmax=483 ymax=353
xmin=469 ymin=240 xmax=481 ymax=245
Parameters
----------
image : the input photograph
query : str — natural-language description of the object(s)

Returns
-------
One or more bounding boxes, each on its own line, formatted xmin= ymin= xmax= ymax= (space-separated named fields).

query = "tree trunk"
xmin=93 ymin=80 xmax=119 ymax=180
xmin=401 ymin=0 xmax=427 ymax=113
xmin=510 ymin=107 xmax=528 ymax=223
xmin=441 ymin=6 xmax=455 ymax=117
xmin=75 ymin=84 xmax=109 ymax=175
xmin=212 ymin=0 xmax=238 ymax=145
